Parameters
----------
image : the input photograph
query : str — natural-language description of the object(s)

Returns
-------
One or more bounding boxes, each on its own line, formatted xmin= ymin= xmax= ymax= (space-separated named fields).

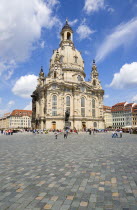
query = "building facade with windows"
xmin=0 ymin=110 xmax=32 ymax=129
xmin=132 ymin=104 xmax=137 ymax=128
xmin=111 ymin=102 xmax=136 ymax=129
xmin=31 ymin=20 xmax=105 ymax=130
xmin=103 ymin=106 xmax=112 ymax=128
xmin=112 ymin=102 xmax=126 ymax=129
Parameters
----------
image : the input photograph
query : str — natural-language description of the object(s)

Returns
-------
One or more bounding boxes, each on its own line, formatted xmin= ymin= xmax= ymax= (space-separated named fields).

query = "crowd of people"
xmin=0 ymin=129 xmax=14 ymax=135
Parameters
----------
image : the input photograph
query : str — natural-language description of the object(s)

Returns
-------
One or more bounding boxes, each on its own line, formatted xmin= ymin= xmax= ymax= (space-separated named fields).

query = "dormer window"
xmin=74 ymin=56 xmax=78 ymax=63
xmin=52 ymin=84 xmax=56 ymax=89
xmin=93 ymin=80 xmax=96 ymax=86
xmin=77 ymin=75 xmax=82 ymax=81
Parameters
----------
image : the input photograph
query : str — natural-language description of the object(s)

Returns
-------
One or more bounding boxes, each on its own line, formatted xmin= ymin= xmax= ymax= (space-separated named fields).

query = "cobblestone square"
xmin=0 ymin=132 xmax=137 ymax=209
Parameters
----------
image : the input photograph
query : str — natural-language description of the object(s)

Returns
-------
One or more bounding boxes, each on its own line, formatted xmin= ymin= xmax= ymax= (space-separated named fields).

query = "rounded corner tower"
xmin=31 ymin=20 xmax=105 ymax=130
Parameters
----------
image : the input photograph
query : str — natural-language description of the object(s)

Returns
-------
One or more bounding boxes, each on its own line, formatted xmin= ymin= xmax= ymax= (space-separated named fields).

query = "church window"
xmin=52 ymin=95 xmax=57 ymax=116
xmin=81 ymin=86 xmax=85 ymax=92
xmin=77 ymin=75 xmax=82 ymax=81
xmin=92 ymin=99 xmax=95 ymax=108
xmin=92 ymin=99 xmax=96 ymax=117
xmin=74 ymin=56 xmax=78 ymax=63
xmin=54 ymin=72 xmax=57 ymax=78
xmin=60 ymin=56 xmax=63 ymax=63
xmin=93 ymin=80 xmax=96 ymax=86
xmin=94 ymin=122 xmax=97 ymax=128
xmin=67 ymin=32 xmax=71 ymax=40
xmin=66 ymin=96 xmax=70 ymax=112
xmin=81 ymin=97 xmax=85 ymax=117
xmin=52 ymin=84 xmax=56 ymax=89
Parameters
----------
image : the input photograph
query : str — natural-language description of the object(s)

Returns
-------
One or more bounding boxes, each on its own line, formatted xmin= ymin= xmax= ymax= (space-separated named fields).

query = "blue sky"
xmin=0 ymin=0 xmax=137 ymax=116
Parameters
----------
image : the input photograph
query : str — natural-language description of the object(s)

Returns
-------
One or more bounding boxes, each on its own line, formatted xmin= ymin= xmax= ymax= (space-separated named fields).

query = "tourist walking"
xmin=120 ymin=130 xmax=122 ymax=138
xmin=64 ymin=130 xmax=67 ymax=139
xmin=54 ymin=131 xmax=58 ymax=139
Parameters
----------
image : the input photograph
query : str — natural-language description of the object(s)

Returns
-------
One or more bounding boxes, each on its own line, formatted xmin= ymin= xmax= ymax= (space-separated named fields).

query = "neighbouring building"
xmin=111 ymin=102 xmax=137 ymax=129
xmin=124 ymin=103 xmax=133 ymax=127
xmin=0 ymin=113 xmax=11 ymax=129
xmin=31 ymin=20 xmax=105 ymax=130
xmin=112 ymin=102 xmax=126 ymax=129
xmin=132 ymin=104 xmax=137 ymax=128
xmin=0 ymin=110 xmax=32 ymax=129
xmin=103 ymin=106 xmax=112 ymax=128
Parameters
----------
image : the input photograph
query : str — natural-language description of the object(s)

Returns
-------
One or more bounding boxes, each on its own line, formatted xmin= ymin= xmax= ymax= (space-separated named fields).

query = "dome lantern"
xmin=60 ymin=19 xmax=73 ymax=44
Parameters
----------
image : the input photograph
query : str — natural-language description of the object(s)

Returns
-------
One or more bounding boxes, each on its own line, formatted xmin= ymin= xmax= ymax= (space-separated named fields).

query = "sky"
xmin=0 ymin=0 xmax=137 ymax=116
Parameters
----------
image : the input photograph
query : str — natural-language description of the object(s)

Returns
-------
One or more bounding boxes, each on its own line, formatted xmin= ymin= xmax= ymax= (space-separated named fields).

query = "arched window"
xmin=92 ymin=99 xmax=95 ymax=108
xmin=81 ymin=97 xmax=85 ymax=117
xmin=94 ymin=122 xmax=97 ymax=128
xmin=92 ymin=99 xmax=95 ymax=117
xmin=52 ymin=95 xmax=57 ymax=116
xmin=93 ymin=80 xmax=96 ymax=86
xmin=66 ymin=96 xmax=70 ymax=112
xmin=67 ymin=32 xmax=71 ymax=40
xmin=54 ymin=72 xmax=57 ymax=78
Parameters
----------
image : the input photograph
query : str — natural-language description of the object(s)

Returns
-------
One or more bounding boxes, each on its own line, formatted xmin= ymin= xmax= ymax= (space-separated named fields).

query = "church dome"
xmin=50 ymin=46 xmax=84 ymax=72
xmin=49 ymin=20 xmax=84 ymax=73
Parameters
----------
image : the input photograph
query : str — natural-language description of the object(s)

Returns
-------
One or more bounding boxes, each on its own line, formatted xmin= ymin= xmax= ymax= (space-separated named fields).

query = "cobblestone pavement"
xmin=0 ymin=132 xmax=137 ymax=210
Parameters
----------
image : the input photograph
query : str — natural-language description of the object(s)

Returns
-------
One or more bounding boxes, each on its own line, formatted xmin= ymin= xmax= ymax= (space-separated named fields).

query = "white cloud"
xmin=132 ymin=95 xmax=137 ymax=102
xmin=0 ymin=100 xmax=15 ymax=117
xmin=0 ymin=98 xmax=2 ymax=104
xmin=0 ymin=0 xmax=60 ymax=76
xmin=40 ymin=41 xmax=45 ymax=48
xmin=104 ymin=94 xmax=109 ymax=98
xmin=8 ymin=100 xmax=15 ymax=107
xmin=12 ymin=74 xmax=38 ymax=98
xmin=107 ymin=7 xmax=114 ymax=13
xmin=96 ymin=17 xmax=137 ymax=62
xmin=76 ymin=24 xmax=95 ymax=40
xmin=109 ymin=62 xmax=137 ymax=89
xmin=84 ymin=50 xmax=90 ymax=55
xmin=24 ymin=101 xmax=32 ymax=110
xmin=84 ymin=0 xmax=105 ymax=14
xmin=3 ymin=70 xmax=14 ymax=80
xmin=69 ymin=19 xmax=78 ymax=26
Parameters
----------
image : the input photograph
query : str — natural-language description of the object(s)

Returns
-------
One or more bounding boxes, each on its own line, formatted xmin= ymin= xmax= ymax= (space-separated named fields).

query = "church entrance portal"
xmin=82 ymin=122 xmax=86 ymax=130
xmin=52 ymin=121 xmax=56 ymax=130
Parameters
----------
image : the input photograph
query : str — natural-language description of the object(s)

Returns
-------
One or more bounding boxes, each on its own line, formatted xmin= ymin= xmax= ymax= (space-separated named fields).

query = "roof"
xmin=103 ymin=105 xmax=112 ymax=109
xmin=132 ymin=104 xmax=137 ymax=113
xmin=10 ymin=110 xmax=32 ymax=117
xmin=111 ymin=102 xmax=126 ymax=112
xmin=61 ymin=20 xmax=73 ymax=32
xmin=125 ymin=103 xmax=133 ymax=107
xmin=103 ymin=106 xmax=112 ymax=112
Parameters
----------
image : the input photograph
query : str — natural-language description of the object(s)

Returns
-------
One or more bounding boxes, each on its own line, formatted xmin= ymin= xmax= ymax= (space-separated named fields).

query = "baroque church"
xmin=31 ymin=20 xmax=105 ymax=130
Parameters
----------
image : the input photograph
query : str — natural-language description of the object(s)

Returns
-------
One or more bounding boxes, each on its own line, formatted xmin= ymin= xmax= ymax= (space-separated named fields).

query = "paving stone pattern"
xmin=0 ymin=132 xmax=137 ymax=209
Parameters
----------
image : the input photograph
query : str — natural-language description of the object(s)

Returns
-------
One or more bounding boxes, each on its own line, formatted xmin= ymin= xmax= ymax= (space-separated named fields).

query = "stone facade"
xmin=103 ymin=106 xmax=112 ymax=128
xmin=0 ymin=110 xmax=32 ymax=129
xmin=31 ymin=20 xmax=105 ymax=130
